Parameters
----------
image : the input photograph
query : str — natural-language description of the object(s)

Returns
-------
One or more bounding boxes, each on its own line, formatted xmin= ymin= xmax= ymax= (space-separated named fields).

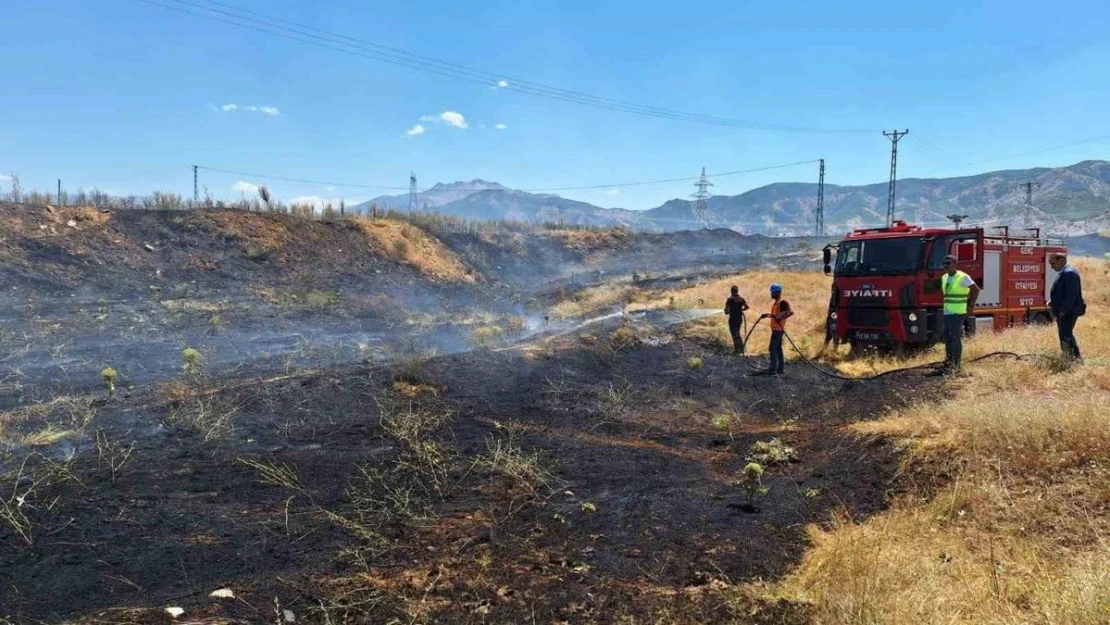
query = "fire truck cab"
xmin=823 ymin=221 xmax=1066 ymax=351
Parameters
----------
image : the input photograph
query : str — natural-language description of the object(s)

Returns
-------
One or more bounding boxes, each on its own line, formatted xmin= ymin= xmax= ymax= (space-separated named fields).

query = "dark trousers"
xmin=1056 ymin=314 xmax=1081 ymax=360
xmin=942 ymin=314 xmax=965 ymax=370
xmin=728 ymin=317 xmax=745 ymax=353
xmin=769 ymin=330 xmax=785 ymax=374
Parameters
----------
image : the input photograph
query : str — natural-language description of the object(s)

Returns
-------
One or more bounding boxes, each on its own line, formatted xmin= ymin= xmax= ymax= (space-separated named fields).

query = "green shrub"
xmin=181 ymin=347 xmax=203 ymax=378
xmin=748 ymin=438 xmax=798 ymax=466
xmin=738 ymin=462 xmax=768 ymax=510
xmin=101 ymin=367 xmax=118 ymax=399
xmin=687 ymin=356 xmax=704 ymax=370
xmin=305 ymin=291 xmax=339 ymax=310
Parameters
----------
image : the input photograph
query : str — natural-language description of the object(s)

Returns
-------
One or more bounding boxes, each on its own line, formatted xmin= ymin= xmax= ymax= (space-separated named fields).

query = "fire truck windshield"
xmin=835 ymin=237 xmax=923 ymax=276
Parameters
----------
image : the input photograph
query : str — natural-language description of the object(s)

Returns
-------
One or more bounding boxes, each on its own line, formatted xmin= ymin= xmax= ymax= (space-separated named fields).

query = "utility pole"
xmin=882 ymin=129 xmax=909 ymax=226
xmin=1019 ymin=181 xmax=1040 ymax=229
xmin=57 ymin=179 xmax=62 ymax=205
xmin=816 ymin=159 xmax=825 ymax=237
xmin=193 ymin=165 xmax=199 ymax=203
xmin=408 ymin=172 xmax=418 ymax=212
xmin=691 ymin=167 xmax=712 ymax=230
xmin=946 ymin=214 xmax=969 ymax=228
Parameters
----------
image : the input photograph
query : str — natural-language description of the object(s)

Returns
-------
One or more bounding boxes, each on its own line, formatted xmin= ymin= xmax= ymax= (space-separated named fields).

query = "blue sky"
xmin=2 ymin=0 xmax=1109 ymax=209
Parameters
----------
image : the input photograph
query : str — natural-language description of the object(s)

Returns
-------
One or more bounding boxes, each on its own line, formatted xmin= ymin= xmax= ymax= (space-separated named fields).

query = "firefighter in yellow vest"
xmin=939 ymin=254 xmax=980 ymax=374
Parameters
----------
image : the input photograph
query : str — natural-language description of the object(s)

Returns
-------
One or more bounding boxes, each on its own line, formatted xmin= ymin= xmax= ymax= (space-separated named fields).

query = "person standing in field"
xmin=1049 ymin=253 xmax=1085 ymax=362
xmin=939 ymin=254 xmax=980 ymax=375
xmin=759 ymin=283 xmax=793 ymax=376
xmin=724 ymin=285 xmax=749 ymax=354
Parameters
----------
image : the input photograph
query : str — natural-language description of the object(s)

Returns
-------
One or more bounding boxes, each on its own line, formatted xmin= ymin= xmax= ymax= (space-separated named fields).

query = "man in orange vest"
xmin=759 ymin=283 xmax=794 ymax=376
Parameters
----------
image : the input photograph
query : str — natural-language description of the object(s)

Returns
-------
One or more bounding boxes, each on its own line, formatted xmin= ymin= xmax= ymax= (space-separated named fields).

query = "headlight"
xmin=910 ymin=325 xmax=919 ymax=334
xmin=830 ymin=312 xmax=838 ymax=320
xmin=908 ymin=313 xmax=919 ymax=322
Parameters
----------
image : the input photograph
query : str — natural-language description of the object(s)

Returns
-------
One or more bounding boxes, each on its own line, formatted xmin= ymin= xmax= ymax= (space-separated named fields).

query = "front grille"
xmin=847 ymin=297 xmax=891 ymax=328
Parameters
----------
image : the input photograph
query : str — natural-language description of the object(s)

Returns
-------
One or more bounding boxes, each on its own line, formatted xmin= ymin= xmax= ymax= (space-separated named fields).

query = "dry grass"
xmin=641 ymin=269 xmax=831 ymax=357
xmin=550 ymin=284 xmax=639 ymax=320
xmin=353 ymin=218 xmax=476 ymax=283
xmin=759 ymin=257 xmax=1110 ymax=624
xmin=776 ymin=508 xmax=1110 ymax=625
xmin=192 ymin=211 xmax=293 ymax=255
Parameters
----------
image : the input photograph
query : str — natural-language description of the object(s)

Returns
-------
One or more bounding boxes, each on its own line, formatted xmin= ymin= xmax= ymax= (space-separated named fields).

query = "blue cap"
xmin=770 ymin=283 xmax=783 ymax=293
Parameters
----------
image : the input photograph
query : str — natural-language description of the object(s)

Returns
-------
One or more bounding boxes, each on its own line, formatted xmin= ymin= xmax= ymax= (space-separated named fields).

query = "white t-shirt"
xmin=946 ymin=273 xmax=975 ymax=288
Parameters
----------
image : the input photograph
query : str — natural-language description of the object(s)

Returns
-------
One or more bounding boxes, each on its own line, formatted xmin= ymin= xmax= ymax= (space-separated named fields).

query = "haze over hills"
xmin=357 ymin=161 xmax=1110 ymax=235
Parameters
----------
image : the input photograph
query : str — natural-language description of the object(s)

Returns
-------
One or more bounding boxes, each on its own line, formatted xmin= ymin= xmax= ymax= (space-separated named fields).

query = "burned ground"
xmin=0 ymin=312 xmax=941 ymax=624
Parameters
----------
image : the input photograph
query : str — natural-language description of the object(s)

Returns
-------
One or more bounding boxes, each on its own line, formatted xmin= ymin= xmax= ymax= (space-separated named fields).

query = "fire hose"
xmin=739 ymin=316 xmax=1035 ymax=381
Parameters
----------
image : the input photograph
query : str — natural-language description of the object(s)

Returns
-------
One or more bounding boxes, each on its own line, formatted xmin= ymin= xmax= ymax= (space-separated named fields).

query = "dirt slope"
xmin=0 ymin=314 xmax=941 ymax=624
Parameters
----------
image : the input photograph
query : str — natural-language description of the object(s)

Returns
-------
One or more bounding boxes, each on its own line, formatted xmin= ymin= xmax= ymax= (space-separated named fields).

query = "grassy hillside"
xmin=655 ymin=259 xmax=1110 ymax=624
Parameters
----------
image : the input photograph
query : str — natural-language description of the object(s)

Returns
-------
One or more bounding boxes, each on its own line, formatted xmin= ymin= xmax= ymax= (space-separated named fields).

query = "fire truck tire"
xmin=848 ymin=340 xmax=866 ymax=359
xmin=1031 ymin=311 xmax=1052 ymax=325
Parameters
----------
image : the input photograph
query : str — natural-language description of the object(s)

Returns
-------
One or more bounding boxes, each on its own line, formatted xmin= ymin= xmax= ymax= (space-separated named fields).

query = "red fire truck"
xmin=822 ymin=221 xmax=1066 ymax=352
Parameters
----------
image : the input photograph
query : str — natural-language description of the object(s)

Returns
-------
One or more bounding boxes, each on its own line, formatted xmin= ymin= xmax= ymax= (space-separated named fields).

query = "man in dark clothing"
xmin=724 ymin=285 xmax=749 ymax=354
xmin=1049 ymin=253 xmax=1085 ymax=361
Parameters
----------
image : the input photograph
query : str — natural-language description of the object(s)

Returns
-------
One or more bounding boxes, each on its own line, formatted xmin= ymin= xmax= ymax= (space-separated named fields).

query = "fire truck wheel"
xmin=1031 ymin=312 xmax=1052 ymax=325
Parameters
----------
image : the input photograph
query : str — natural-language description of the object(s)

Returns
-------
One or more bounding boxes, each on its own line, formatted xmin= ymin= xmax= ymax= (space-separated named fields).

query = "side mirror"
xmin=822 ymin=248 xmax=832 ymax=275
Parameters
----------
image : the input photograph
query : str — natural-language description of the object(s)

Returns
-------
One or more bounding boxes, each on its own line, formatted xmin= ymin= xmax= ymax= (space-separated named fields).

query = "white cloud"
xmin=231 ymin=180 xmax=260 ymax=195
xmin=406 ymin=124 xmax=426 ymax=137
xmin=218 ymin=103 xmax=282 ymax=116
xmin=421 ymin=111 xmax=468 ymax=129
xmin=289 ymin=196 xmax=348 ymax=210
xmin=604 ymin=188 xmax=620 ymax=196
xmin=495 ymin=123 xmax=507 ymax=130
xmin=0 ymin=173 xmax=11 ymax=183
xmin=497 ymin=80 xmax=509 ymax=88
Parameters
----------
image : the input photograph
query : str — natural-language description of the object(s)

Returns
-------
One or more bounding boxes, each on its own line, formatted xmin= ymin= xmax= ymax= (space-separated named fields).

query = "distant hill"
xmin=357 ymin=180 xmax=508 ymax=211
xmin=356 ymin=161 xmax=1110 ymax=235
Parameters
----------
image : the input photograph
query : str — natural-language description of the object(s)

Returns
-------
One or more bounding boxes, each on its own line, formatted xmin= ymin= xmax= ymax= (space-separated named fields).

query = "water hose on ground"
xmin=739 ymin=315 xmax=1040 ymax=381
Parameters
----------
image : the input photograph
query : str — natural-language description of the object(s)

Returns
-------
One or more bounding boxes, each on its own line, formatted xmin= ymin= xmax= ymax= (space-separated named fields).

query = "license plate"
xmin=854 ymin=331 xmax=881 ymax=340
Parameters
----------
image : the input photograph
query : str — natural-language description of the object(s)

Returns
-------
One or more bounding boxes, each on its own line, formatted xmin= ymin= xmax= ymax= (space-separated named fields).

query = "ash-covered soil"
xmin=0 ymin=310 xmax=941 ymax=624
xmin=0 ymin=204 xmax=807 ymax=408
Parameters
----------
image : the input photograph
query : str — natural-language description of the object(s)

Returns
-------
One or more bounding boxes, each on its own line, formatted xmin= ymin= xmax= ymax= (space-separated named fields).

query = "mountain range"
xmin=356 ymin=160 xmax=1110 ymax=236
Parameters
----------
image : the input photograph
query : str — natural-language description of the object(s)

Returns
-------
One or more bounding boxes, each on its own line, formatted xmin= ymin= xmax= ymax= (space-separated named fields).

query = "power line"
xmin=524 ymin=159 xmax=820 ymax=192
xmin=1019 ymin=181 xmax=1040 ymax=229
xmin=195 ymin=166 xmax=409 ymax=190
xmin=691 ymin=168 xmax=713 ymax=229
xmin=882 ymin=129 xmax=909 ymax=226
xmin=196 ymin=160 xmax=818 ymax=195
xmin=816 ymin=159 xmax=825 ymax=237
xmin=921 ymin=132 xmax=1110 ymax=175
xmin=135 ymin=0 xmax=872 ymax=134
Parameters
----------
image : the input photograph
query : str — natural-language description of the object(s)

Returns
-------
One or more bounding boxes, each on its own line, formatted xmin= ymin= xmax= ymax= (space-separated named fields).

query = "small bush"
xmin=305 ymin=291 xmax=339 ymax=310
xmin=688 ymin=356 xmax=704 ymax=370
xmin=504 ymin=315 xmax=527 ymax=335
xmin=245 ymin=246 xmax=274 ymax=261
xmin=738 ymin=462 xmax=767 ymax=511
xmin=610 ymin=326 xmax=639 ymax=350
xmin=748 ymin=438 xmax=798 ymax=466
xmin=181 ymin=347 xmax=203 ymax=378
xmin=712 ymin=413 xmax=734 ymax=431
xmin=101 ymin=367 xmax=118 ymax=399
xmin=471 ymin=325 xmax=504 ymax=350
xmin=393 ymin=238 xmax=410 ymax=258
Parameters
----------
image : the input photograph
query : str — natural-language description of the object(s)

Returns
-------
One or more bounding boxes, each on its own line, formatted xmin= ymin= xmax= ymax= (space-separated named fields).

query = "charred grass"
xmin=0 ymin=315 xmax=917 ymax=624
